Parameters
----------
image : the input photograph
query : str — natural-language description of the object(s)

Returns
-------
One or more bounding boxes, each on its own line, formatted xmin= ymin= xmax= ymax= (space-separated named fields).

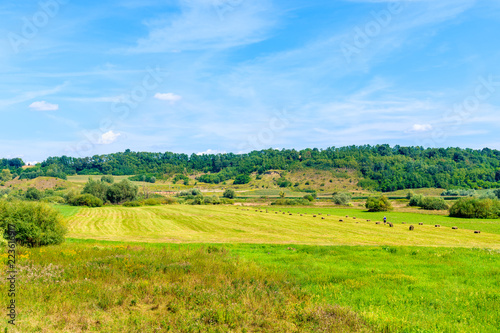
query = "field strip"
xmin=64 ymin=205 xmax=500 ymax=248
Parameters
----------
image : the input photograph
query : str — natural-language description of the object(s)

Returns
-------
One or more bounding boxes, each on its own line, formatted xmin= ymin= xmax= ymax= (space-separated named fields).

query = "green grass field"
xmin=62 ymin=205 xmax=500 ymax=248
xmin=3 ymin=204 xmax=499 ymax=332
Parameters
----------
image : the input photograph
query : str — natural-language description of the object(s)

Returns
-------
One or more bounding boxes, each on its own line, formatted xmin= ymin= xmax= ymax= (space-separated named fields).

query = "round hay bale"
xmin=346 ymin=215 xmax=349 ymax=218
xmin=366 ymin=220 xmax=371 ymax=222
xmin=418 ymin=223 xmax=424 ymax=225
xmin=452 ymin=226 xmax=458 ymax=230
xmin=289 ymin=213 xmax=292 ymax=216
xmin=275 ymin=212 xmax=278 ymax=214
xmin=322 ymin=217 xmax=325 ymax=219
xmin=474 ymin=230 xmax=481 ymax=234
xmin=376 ymin=222 xmax=381 ymax=225
xmin=283 ymin=212 xmax=286 ymax=214
xmin=435 ymin=225 xmax=440 ymax=228
xmin=389 ymin=223 xmax=394 ymax=227
xmin=300 ymin=214 xmax=303 ymax=216
xmin=409 ymin=225 xmax=414 ymax=231
xmin=353 ymin=217 xmax=356 ymax=219
xmin=402 ymin=222 xmax=406 ymax=225
xmin=339 ymin=219 xmax=343 ymax=222
xmin=313 ymin=215 xmax=317 ymax=217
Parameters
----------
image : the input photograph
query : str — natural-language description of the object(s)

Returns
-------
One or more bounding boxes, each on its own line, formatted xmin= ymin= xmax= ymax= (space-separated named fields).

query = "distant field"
xmin=61 ymin=205 xmax=500 ymax=248
xmin=67 ymin=175 xmax=132 ymax=183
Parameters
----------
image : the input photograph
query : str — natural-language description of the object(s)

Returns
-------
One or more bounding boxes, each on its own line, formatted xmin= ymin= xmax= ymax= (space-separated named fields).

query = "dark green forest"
xmin=3 ymin=145 xmax=500 ymax=192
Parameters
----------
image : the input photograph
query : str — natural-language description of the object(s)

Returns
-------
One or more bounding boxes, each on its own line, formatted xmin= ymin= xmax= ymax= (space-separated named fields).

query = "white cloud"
xmin=98 ymin=131 xmax=121 ymax=145
xmin=154 ymin=93 xmax=182 ymax=103
xmin=411 ymin=124 xmax=433 ymax=132
xmin=29 ymin=101 xmax=59 ymax=111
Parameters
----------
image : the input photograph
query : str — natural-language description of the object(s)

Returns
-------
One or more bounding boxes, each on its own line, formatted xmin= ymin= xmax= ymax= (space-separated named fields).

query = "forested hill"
xmin=3 ymin=145 xmax=500 ymax=191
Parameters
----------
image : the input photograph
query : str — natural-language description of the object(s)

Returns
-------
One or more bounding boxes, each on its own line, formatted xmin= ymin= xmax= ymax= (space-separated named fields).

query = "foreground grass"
xmin=1 ymin=241 xmax=369 ymax=333
xmin=62 ymin=205 xmax=500 ymax=248
xmin=2 ymin=241 xmax=499 ymax=332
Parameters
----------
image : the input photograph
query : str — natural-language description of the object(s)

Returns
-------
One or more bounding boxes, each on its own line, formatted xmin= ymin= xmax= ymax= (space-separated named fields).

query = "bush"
xmin=449 ymin=197 xmax=500 ymax=219
xmin=0 ymin=201 xmax=67 ymax=247
xmin=142 ymin=198 xmax=163 ymax=206
xmin=421 ymin=197 xmax=448 ymax=210
xmin=101 ymin=175 xmax=114 ymax=184
xmin=25 ymin=187 xmax=42 ymax=201
xmin=83 ymin=178 xmax=109 ymax=202
xmin=303 ymin=194 xmax=314 ymax=202
xmin=233 ymin=174 xmax=251 ymax=185
xmin=106 ymin=180 xmax=138 ymax=204
xmin=409 ymin=194 xmax=424 ymax=207
xmin=332 ymin=192 xmax=351 ymax=205
xmin=365 ymin=196 xmax=392 ymax=212
xmin=68 ymin=194 xmax=103 ymax=207
xmin=223 ymin=189 xmax=235 ymax=199
xmin=123 ymin=201 xmax=143 ymax=207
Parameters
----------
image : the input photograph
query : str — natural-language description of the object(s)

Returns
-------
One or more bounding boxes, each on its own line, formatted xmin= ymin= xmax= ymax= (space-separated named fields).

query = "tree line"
xmin=3 ymin=145 xmax=500 ymax=192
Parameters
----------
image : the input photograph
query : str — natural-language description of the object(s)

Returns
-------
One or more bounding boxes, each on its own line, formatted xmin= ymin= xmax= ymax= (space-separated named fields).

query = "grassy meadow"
xmin=2 ymin=203 xmax=500 ymax=332
xmin=62 ymin=205 xmax=500 ymax=248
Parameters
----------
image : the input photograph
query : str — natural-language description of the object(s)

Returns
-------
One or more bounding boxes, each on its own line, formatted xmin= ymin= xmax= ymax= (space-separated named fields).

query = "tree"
xmin=332 ymin=192 xmax=351 ymax=205
xmin=83 ymin=178 xmax=109 ymax=202
xmin=0 ymin=169 xmax=12 ymax=182
xmin=233 ymin=174 xmax=251 ymax=185
xmin=25 ymin=187 xmax=42 ymax=201
xmin=365 ymin=196 xmax=392 ymax=212
xmin=101 ymin=175 xmax=114 ymax=183
xmin=279 ymin=191 xmax=286 ymax=198
xmin=68 ymin=194 xmax=103 ymax=207
xmin=0 ymin=201 xmax=67 ymax=247
xmin=106 ymin=179 xmax=138 ymax=204
xmin=223 ymin=189 xmax=235 ymax=199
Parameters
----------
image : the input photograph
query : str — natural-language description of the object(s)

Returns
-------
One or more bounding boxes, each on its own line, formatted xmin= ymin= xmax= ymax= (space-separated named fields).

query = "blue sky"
xmin=1 ymin=0 xmax=500 ymax=162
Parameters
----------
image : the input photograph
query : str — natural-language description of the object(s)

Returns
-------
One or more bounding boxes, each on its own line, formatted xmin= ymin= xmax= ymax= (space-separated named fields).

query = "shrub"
xmin=68 ymin=194 xmax=103 ymax=207
xmin=365 ymin=196 xmax=392 ymax=212
xmin=494 ymin=189 xmax=500 ymax=199
xmin=0 ymin=201 xmax=67 ymax=247
xmin=142 ymin=198 xmax=163 ymax=206
xmin=233 ymin=174 xmax=251 ymax=185
xmin=106 ymin=180 xmax=138 ymax=204
xmin=409 ymin=194 xmax=424 ymax=207
xmin=223 ymin=189 xmax=235 ymax=199
xmin=101 ymin=175 xmax=114 ymax=184
xmin=123 ymin=201 xmax=143 ymax=207
xmin=83 ymin=178 xmax=109 ymax=202
xmin=332 ymin=192 xmax=351 ymax=205
xmin=421 ymin=197 xmax=448 ymax=210
xmin=26 ymin=187 xmax=42 ymax=201
xmin=449 ymin=197 xmax=500 ymax=219
xmin=303 ymin=194 xmax=314 ymax=202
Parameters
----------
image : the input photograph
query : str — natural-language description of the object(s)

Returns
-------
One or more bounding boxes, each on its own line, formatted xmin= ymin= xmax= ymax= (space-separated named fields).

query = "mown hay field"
xmin=63 ymin=205 xmax=500 ymax=248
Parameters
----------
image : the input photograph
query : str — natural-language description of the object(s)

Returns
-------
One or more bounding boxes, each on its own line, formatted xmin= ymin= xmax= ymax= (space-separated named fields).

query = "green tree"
xmin=233 ymin=174 xmax=251 ymax=185
xmin=83 ymin=178 xmax=109 ymax=202
xmin=0 ymin=169 xmax=13 ymax=182
xmin=0 ymin=201 xmax=67 ymax=247
xmin=279 ymin=191 xmax=286 ymax=198
xmin=25 ymin=187 xmax=42 ymax=201
xmin=365 ymin=196 xmax=392 ymax=212
xmin=223 ymin=189 xmax=235 ymax=199
xmin=106 ymin=179 xmax=138 ymax=204
xmin=332 ymin=192 xmax=351 ymax=205
xmin=101 ymin=175 xmax=114 ymax=183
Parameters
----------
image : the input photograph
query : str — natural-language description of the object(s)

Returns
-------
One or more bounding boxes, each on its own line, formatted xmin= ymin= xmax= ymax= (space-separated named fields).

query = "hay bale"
xmin=388 ymin=223 xmax=394 ymax=227
xmin=300 ymin=214 xmax=303 ymax=216
xmin=474 ymin=230 xmax=481 ymax=234
xmin=313 ymin=215 xmax=317 ymax=217
xmin=327 ymin=214 xmax=330 ymax=216
xmin=452 ymin=227 xmax=458 ymax=230
xmin=435 ymin=225 xmax=441 ymax=228
xmin=353 ymin=217 xmax=356 ymax=219
xmin=322 ymin=217 xmax=325 ymax=219
xmin=275 ymin=212 xmax=278 ymax=214
xmin=346 ymin=215 xmax=349 ymax=218
xmin=409 ymin=225 xmax=414 ymax=231
xmin=366 ymin=220 xmax=371 ymax=222
xmin=339 ymin=219 xmax=343 ymax=222
xmin=418 ymin=223 xmax=424 ymax=225
xmin=289 ymin=213 xmax=292 ymax=216
xmin=402 ymin=222 xmax=406 ymax=225
xmin=375 ymin=222 xmax=381 ymax=225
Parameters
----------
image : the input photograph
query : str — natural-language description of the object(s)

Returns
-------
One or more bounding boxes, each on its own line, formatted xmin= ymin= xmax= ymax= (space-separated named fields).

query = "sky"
xmin=1 ymin=0 xmax=500 ymax=163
